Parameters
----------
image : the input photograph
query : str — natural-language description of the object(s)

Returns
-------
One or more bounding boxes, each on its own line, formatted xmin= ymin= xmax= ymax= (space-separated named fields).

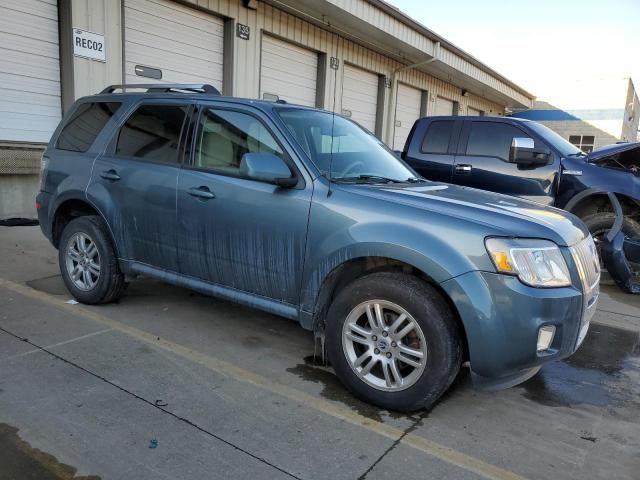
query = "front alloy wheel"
xmin=342 ymin=300 xmax=427 ymax=391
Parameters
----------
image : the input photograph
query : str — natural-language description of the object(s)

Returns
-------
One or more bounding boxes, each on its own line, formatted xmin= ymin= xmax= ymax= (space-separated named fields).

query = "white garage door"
xmin=0 ymin=0 xmax=61 ymax=143
xmin=435 ymin=96 xmax=455 ymax=116
xmin=393 ymin=84 xmax=422 ymax=149
xmin=468 ymin=106 xmax=482 ymax=116
xmin=125 ymin=0 xmax=224 ymax=89
xmin=260 ymin=35 xmax=318 ymax=107
xmin=342 ymin=64 xmax=378 ymax=133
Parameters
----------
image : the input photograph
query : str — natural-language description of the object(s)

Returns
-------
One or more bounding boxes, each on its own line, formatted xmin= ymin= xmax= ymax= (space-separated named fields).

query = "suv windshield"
xmin=527 ymin=121 xmax=584 ymax=157
xmin=277 ymin=108 xmax=416 ymax=183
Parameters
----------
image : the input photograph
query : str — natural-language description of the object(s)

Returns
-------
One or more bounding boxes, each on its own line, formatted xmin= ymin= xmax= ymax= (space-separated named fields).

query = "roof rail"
xmin=100 ymin=84 xmax=221 ymax=95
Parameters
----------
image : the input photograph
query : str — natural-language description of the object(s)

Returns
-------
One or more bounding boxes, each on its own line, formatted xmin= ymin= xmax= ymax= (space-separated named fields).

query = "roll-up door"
xmin=393 ymin=83 xmax=422 ymax=149
xmin=435 ymin=96 xmax=455 ymax=116
xmin=260 ymin=35 xmax=318 ymax=107
xmin=0 ymin=0 xmax=61 ymax=142
xmin=124 ymin=0 xmax=224 ymax=89
xmin=468 ymin=106 xmax=483 ymax=116
xmin=342 ymin=64 xmax=379 ymax=133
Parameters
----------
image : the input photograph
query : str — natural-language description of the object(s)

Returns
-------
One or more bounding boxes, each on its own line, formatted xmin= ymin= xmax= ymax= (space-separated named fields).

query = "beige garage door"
xmin=342 ymin=64 xmax=379 ymax=133
xmin=435 ymin=96 xmax=455 ymax=116
xmin=393 ymin=84 xmax=422 ymax=149
xmin=260 ymin=35 xmax=318 ymax=107
xmin=124 ymin=0 xmax=224 ymax=89
xmin=0 ymin=0 xmax=61 ymax=142
xmin=468 ymin=106 xmax=482 ymax=116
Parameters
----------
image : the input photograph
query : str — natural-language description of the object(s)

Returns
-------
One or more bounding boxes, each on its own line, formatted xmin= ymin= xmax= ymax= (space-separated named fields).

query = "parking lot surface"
xmin=1 ymin=226 xmax=639 ymax=480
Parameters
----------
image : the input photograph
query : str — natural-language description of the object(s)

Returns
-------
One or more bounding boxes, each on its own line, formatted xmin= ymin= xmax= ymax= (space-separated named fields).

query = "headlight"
xmin=485 ymin=238 xmax=571 ymax=288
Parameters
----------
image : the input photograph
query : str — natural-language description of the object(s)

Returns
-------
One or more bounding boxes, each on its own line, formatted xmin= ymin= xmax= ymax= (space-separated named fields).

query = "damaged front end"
xmin=599 ymin=192 xmax=640 ymax=293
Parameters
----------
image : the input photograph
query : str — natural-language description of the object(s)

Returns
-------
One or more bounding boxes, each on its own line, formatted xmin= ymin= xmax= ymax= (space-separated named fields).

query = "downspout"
xmin=385 ymin=41 xmax=441 ymax=145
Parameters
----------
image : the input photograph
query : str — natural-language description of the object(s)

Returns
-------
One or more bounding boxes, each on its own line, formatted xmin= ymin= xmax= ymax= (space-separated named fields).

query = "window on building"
xmin=466 ymin=122 xmax=528 ymax=160
xmin=569 ymin=135 xmax=595 ymax=153
xmin=421 ymin=121 xmax=454 ymax=154
xmin=57 ymin=102 xmax=122 ymax=152
xmin=194 ymin=109 xmax=283 ymax=176
xmin=116 ymin=104 xmax=188 ymax=164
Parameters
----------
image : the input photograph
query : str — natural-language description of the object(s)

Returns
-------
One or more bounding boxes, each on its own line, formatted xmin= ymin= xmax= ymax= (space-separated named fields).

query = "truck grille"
xmin=569 ymin=235 xmax=600 ymax=347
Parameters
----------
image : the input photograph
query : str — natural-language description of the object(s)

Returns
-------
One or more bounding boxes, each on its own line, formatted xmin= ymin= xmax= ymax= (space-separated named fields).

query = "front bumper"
xmin=441 ymin=270 xmax=595 ymax=389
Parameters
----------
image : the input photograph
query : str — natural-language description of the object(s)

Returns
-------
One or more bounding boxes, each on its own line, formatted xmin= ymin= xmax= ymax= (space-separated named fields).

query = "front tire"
xmin=325 ymin=272 xmax=462 ymax=412
xmin=58 ymin=215 xmax=126 ymax=304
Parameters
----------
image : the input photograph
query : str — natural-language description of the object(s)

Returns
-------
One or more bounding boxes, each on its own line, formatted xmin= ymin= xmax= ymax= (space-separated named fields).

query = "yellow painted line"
xmin=0 ymin=277 xmax=527 ymax=480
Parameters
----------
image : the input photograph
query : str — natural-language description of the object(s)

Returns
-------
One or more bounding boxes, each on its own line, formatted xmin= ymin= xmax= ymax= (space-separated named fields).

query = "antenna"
xmin=327 ymin=39 xmax=340 ymax=197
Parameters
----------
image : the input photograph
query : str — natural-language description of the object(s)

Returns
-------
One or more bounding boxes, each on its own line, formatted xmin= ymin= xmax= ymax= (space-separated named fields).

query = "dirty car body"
xmin=37 ymin=85 xmax=600 ymax=411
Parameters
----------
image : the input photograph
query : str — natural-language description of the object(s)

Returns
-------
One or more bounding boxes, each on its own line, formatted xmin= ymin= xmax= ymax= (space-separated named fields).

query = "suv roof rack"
xmin=100 ymin=84 xmax=221 ymax=95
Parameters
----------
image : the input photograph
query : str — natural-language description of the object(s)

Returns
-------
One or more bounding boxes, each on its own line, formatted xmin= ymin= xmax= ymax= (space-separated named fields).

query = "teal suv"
xmin=37 ymin=84 xmax=600 ymax=411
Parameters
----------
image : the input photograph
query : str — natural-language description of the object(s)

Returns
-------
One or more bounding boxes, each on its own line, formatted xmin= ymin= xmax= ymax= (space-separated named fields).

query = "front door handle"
xmin=188 ymin=186 xmax=216 ymax=200
xmin=455 ymin=164 xmax=472 ymax=174
xmin=100 ymin=169 xmax=121 ymax=181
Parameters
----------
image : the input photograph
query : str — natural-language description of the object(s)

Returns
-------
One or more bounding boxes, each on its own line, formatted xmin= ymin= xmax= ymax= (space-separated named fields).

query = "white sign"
xmin=73 ymin=29 xmax=106 ymax=62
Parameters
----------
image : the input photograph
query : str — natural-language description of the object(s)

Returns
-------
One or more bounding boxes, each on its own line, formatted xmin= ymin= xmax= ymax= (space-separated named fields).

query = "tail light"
xmin=39 ymin=153 xmax=49 ymax=191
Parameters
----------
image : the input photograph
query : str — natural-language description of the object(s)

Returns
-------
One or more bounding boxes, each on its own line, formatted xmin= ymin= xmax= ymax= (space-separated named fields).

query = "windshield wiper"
xmin=332 ymin=175 xmax=404 ymax=184
xmin=406 ymin=176 xmax=427 ymax=183
xmin=567 ymin=151 xmax=588 ymax=158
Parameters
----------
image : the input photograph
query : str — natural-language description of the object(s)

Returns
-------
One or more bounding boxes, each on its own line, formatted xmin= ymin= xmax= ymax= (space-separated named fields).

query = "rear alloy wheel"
xmin=65 ymin=232 xmax=101 ymax=291
xmin=58 ymin=215 xmax=126 ymax=304
xmin=326 ymin=272 xmax=462 ymax=412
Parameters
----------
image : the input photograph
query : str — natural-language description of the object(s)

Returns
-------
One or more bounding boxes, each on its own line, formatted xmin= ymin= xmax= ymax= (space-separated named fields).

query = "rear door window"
xmin=57 ymin=102 xmax=121 ymax=152
xmin=421 ymin=121 xmax=454 ymax=154
xmin=116 ymin=104 xmax=188 ymax=164
xmin=466 ymin=122 xmax=528 ymax=161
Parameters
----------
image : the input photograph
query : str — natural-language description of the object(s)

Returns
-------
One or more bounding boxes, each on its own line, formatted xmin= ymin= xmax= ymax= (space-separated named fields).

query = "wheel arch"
xmin=565 ymin=188 xmax=640 ymax=222
xmin=51 ymin=198 xmax=120 ymax=259
xmin=307 ymin=255 xmax=470 ymax=361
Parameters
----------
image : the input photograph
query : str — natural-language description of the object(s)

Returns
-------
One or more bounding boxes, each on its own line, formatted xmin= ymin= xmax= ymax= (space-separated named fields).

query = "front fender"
xmin=299 ymin=222 xmax=484 ymax=317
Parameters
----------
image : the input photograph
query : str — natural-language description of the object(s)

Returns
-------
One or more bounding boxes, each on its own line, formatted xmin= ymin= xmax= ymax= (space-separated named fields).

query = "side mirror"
xmin=240 ymin=153 xmax=297 ymax=188
xmin=509 ymin=137 xmax=551 ymax=166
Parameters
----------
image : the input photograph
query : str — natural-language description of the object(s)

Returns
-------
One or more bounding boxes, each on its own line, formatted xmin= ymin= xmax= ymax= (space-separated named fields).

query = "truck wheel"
xmin=582 ymin=213 xmax=640 ymax=269
xmin=325 ymin=272 xmax=462 ymax=412
xmin=58 ymin=215 xmax=126 ymax=304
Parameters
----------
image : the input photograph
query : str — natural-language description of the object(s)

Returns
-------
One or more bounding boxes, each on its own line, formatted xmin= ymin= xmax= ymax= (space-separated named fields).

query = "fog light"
xmin=537 ymin=326 xmax=556 ymax=352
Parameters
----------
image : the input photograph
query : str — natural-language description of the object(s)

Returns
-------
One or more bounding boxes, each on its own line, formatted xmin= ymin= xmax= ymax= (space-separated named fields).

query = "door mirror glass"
xmin=510 ymin=137 xmax=551 ymax=165
xmin=240 ymin=153 xmax=296 ymax=187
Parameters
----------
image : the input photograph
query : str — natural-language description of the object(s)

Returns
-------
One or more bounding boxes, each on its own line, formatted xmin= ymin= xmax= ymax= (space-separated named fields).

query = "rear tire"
xmin=58 ymin=215 xmax=126 ymax=304
xmin=325 ymin=272 xmax=462 ymax=412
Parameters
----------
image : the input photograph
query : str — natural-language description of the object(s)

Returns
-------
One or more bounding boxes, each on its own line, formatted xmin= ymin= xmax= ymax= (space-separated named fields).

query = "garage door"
xmin=435 ymin=96 xmax=455 ymax=116
xmin=468 ymin=106 xmax=482 ymax=116
xmin=0 ymin=0 xmax=61 ymax=143
xmin=393 ymin=84 xmax=422 ymax=149
xmin=260 ymin=35 xmax=318 ymax=107
xmin=124 ymin=0 xmax=224 ymax=89
xmin=342 ymin=64 xmax=378 ymax=133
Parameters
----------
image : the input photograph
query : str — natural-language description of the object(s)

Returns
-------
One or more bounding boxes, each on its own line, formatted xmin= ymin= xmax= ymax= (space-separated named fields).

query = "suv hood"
xmin=341 ymin=182 xmax=588 ymax=247
xmin=588 ymin=142 xmax=640 ymax=162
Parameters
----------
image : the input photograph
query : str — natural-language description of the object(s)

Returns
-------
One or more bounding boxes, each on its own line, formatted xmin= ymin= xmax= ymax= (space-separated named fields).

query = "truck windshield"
xmin=527 ymin=121 xmax=583 ymax=157
xmin=277 ymin=108 xmax=417 ymax=183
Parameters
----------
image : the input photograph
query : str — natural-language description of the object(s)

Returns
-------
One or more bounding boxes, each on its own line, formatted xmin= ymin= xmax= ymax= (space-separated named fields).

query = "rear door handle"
xmin=455 ymin=164 xmax=472 ymax=174
xmin=188 ymin=186 xmax=216 ymax=200
xmin=100 ymin=169 xmax=121 ymax=181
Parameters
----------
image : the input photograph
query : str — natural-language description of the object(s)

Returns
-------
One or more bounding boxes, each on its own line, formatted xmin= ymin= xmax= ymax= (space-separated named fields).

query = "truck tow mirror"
xmin=510 ymin=137 xmax=551 ymax=166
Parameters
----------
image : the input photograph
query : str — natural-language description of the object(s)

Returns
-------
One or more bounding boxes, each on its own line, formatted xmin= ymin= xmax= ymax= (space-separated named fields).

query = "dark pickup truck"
xmin=401 ymin=115 xmax=640 ymax=292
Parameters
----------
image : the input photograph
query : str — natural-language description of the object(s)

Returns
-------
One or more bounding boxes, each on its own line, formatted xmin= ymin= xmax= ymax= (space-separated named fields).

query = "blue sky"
xmin=388 ymin=0 xmax=640 ymax=99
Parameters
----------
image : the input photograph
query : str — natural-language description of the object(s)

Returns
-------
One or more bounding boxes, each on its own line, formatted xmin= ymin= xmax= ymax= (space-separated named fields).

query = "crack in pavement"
xmin=0 ymin=326 xmax=304 ymax=480
xmin=357 ymin=411 xmax=427 ymax=480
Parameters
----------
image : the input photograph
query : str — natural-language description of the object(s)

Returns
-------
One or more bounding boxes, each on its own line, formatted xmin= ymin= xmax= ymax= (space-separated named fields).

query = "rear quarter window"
xmin=56 ymin=102 xmax=122 ymax=152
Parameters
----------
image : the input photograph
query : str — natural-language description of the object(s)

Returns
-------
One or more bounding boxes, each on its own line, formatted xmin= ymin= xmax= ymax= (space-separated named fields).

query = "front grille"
xmin=570 ymin=235 xmax=601 ymax=347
